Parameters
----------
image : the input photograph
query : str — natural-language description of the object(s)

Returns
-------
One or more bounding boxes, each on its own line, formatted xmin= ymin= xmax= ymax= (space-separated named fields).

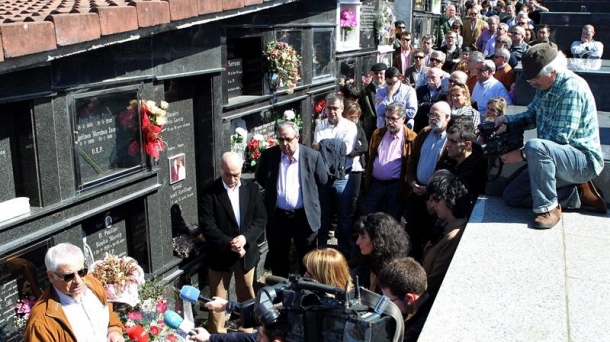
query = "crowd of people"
xmin=22 ymin=1 xmax=607 ymax=342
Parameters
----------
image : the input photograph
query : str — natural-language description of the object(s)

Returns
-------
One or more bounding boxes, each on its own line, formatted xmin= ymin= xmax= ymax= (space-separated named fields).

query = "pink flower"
xmin=149 ymin=326 xmax=160 ymax=336
xmin=128 ymin=311 xmax=143 ymax=321
xmin=156 ymin=300 xmax=168 ymax=313
xmin=167 ymin=334 xmax=177 ymax=342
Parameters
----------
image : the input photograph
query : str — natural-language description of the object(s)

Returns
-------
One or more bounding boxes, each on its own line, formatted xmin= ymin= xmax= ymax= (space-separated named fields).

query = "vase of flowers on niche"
xmin=340 ymin=9 xmax=358 ymax=42
xmin=263 ymin=41 xmax=302 ymax=94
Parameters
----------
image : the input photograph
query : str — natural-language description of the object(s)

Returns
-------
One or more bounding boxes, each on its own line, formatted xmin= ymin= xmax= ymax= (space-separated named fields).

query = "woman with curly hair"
xmin=303 ymin=248 xmax=353 ymax=290
xmin=355 ymin=212 xmax=410 ymax=291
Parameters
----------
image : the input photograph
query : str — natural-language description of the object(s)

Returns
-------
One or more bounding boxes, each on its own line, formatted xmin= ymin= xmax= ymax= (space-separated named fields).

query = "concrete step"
xmin=419 ymin=196 xmax=610 ymax=342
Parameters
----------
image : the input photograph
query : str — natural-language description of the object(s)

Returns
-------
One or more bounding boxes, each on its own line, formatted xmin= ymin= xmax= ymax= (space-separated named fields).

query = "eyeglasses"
xmin=469 ymin=12 xmax=478 ymax=16
xmin=397 ymin=26 xmax=406 ymax=29
xmin=427 ymin=113 xmax=442 ymax=119
xmin=497 ymin=28 xmax=505 ymax=31
xmin=373 ymin=71 xmax=384 ymax=75
xmin=492 ymin=55 xmax=503 ymax=59
xmin=518 ymin=22 xmax=527 ymax=26
xmin=449 ymin=79 xmax=464 ymax=86
xmin=414 ymin=56 xmax=425 ymax=59
xmin=401 ymin=38 xmax=411 ymax=41
xmin=54 ymin=267 xmax=88 ymax=282
xmin=277 ymin=136 xmax=297 ymax=143
xmin=430 ymin=58 xmax=442 ymax=63
xmin=510 ymin=31 xmax=521 ymax=35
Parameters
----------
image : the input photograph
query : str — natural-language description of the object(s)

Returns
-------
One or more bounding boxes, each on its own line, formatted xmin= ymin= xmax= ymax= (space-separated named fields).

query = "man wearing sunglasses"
xmin=462 ymin=7 xmax=485 ymax=50
xmin=393 ymin=31 xmax=414 ymax=75
xmin=509 ymin=26 xmax=530 ymax=61
xmin=25 ymin=243 xmax=125 ymax=342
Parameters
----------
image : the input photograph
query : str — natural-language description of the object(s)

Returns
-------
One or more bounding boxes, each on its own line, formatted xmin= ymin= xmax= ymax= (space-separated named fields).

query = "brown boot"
xmin=578 ymin=181 xmax=607 ymax=214
xmin=533 ymin=205 xmax=562 ymax=229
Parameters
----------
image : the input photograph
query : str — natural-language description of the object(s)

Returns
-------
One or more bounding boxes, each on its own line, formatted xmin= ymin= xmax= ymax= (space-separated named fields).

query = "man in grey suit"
xmin=199 ymin=152 xmax=266 ymax=333
xmin=255 ymin=122 xmax=328 ymax=277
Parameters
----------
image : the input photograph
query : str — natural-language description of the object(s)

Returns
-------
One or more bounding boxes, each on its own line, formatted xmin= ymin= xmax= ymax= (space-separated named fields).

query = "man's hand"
xmin=494 ymin=115 xmax=509 ymax=134
xmin=230 ymin=236 xmax=246 ymax=257
xmin=204 ymin=296 xmax=229 ymax=312
xmin=188 ymin=327 xmax=211 ymax=342
xmin=500 ymin=149 xmax=524 ymax=164
xmin=412 ymin=182 xmax=427 ymax=196
xmin=107 ymin=331 xmax=125 ymax=342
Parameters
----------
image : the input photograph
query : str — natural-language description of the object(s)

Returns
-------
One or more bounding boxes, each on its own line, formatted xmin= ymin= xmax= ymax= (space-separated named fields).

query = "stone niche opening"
xmin=0 ymin=100 xmax=40 ymax=213
xmin=226 ymin=36 xmax=264 ymax=98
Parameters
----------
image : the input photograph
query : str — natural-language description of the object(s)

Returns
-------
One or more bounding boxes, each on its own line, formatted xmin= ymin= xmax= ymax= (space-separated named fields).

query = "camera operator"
xmin=496 ymin=45 xmax=606 ymax=229
xmin=377 ymin=257 xmax=431 ymax=342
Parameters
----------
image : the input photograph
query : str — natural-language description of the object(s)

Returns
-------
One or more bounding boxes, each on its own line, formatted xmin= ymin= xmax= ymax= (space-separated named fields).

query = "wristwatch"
xmin=521 ymin=149 xmax=527 ymax=161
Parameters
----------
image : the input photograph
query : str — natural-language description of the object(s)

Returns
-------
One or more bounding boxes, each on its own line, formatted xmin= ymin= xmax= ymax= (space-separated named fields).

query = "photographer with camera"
xmin=496 ymin=45 xmax=606 ymax=229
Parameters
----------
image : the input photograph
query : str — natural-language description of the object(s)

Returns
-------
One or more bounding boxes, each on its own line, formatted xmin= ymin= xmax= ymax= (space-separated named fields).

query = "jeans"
xmin=503 ymin=139 xmax=597 ymax=213
xmin=364 ymin=178 xmax=403 ymax=222
xmin=319 ymin=174 xmax=354 ymax=258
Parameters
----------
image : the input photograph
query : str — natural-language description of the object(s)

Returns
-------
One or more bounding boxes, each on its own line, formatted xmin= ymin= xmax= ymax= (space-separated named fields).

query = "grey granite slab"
xmin=419 ymin=196 xmax=569 ymax=342
xmin=566 ymin=278 xmax=610 ymax=342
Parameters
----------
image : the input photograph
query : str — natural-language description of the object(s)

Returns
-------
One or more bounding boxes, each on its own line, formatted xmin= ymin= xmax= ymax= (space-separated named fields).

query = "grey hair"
xmin=432 ymin=50 xmax=446 ymax=61
xmin=325 ymin=93 xmax=344 ymax=108
xmin=451 ymin=70 xmax=468 ymax=84
xmin=386 ymin=103 xmax=407 ymax=118
xmin=277 ymin=121 xmax=300 ymax=136
xmin=498 ymin=23 xmax=509 ymax=32
xmin=538 ymin=51 xmax=568 ymax=77
xmin=45 ymin=243 xmax=85 ymax=272
xmin=470 ymin=51 xmax=485 ymax=63
xmin=221 ymin=151 xmax=244 ymax=167
xmin=512 ymin=26 xmax=525 ymax=37
xmin=495 ymin=48 xmax=510 ymax=60
xmin=481 ymin=59 xmax=496 ymax=73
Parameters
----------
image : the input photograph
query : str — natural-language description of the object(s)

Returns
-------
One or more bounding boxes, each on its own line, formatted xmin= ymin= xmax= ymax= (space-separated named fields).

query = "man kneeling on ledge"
xmin=496 ymin=44 xmax=606 ymax=230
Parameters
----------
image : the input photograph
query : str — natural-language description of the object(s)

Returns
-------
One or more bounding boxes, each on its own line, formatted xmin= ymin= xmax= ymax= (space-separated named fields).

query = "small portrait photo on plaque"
xmin=169 ymin=154 xmax=186 ymax=184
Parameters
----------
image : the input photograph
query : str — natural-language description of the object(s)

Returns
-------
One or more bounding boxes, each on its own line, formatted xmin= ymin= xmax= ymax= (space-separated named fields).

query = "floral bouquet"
xmin=275 ymin=109 xmax=302 ymax=133
xmin=230 ymin=127 xmax=248 ymax=157
xmin=91 ymin=253 xmax=145 ymax=307
xmin=12 ymin=295 xmax=37 ymax=338
xmin=246 ymin=134 xmax=275 ymax=168
xmin=340 ymin=9 xmax=358 ymax=31
xmin=313 ymin=99 xmax=327 ymax=125
xmin=141 ymin=100 xmax=169 ymax=160
xmin=376 ymin=1 xmax=396 ymax=44
xmin=115 ymin=280 xmax=183 ymax=341
xmin=263 ymin=41 xmax=302 ymax=94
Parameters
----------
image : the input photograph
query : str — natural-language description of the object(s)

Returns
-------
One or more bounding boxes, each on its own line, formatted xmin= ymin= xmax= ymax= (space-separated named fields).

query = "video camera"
xmin=476 ymin=121 xmax=524 ymax=157
xmin=181 ymin=275 xmax=404 ymax=342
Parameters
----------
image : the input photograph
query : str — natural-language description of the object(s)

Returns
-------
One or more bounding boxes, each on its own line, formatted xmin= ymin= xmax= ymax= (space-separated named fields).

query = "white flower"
xmin=160 ymin=101 xmax=169 ymax=110
xmin=146 ymin=100 xmax=156 ymax=110
xmin=235 ymin=127 xmax=247 ymax=138
xmin=253 ymin=134 xmax=264 ymax=141
xmin=283 ymin=110 xmax=295 ymax=120
xmin=156 ymin=116 xmax=167 ymax=126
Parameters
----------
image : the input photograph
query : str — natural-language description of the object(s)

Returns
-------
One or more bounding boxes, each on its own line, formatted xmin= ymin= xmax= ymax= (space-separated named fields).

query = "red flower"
xmin=149 ymin=326 xmax=160 ymax=336
xmin=167 ymin=334 xmax=177 ymax=342
xmin=156 ymin=300 xmax=168 ymax=313
xmin=315 ymin=99 xmax=326 ymax=114
xmin=251 ymin=149 xmax=261 ymax=160
xmin=248 ymin=139 xmax=260 ymax=150
xmin=128 ymin=311 xmax=143 ymax=321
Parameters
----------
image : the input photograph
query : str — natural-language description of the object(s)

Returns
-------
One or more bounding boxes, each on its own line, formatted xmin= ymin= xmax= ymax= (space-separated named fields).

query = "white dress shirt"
xmin=222 ymin=180 xmax=241 ymax=229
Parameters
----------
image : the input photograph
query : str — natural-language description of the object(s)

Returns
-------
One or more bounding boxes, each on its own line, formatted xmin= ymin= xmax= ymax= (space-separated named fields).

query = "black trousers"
xmin=266 ymin=208 xmax=317 ymax=278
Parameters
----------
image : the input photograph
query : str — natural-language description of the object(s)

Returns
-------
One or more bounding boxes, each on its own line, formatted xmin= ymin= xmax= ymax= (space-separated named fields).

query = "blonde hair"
xmin=449 ymin=85 xmax=472 ymax=106
xmin=342 ymin=101 xmax=362 ymax=119
xmin=303 ymin=248 xmax=353 ymax=290
xmin=487 ymin=97 xmax=507 ymax=116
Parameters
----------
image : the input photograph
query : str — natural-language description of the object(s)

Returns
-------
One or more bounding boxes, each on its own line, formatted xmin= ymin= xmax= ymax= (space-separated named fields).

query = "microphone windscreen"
xmin=265 ymin=275 xmax=288 ymax=285
xmin=163 ymin=310 xmax=184 ymax=330
xmin=127 ymin=325 xmax=150 ymax=342
xmin=179 ymin=285 xmax=200 ymax=303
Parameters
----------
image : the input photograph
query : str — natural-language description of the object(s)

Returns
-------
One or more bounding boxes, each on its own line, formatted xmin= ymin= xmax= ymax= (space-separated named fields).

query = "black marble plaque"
xmin=0 ymin=116 xmax=15 ymax=203
xmin=360 ymin=1 xmax=377 ymax=48
xmin=72 ymin=87 xmax=144 ymax=189
xmin=83 ymin=211 xmax=129 ymax=260
xmin=227 ymin=59 xmax=244 ymax=98
xmin=127 ymin=203 xmax=149 ymax=273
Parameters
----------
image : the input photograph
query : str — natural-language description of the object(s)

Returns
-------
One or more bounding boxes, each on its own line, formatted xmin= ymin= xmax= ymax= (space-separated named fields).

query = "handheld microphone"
xmin=127 ymin=325 xmax=150 ymax=342
xmin=180 ymin=285 xmax=212 ymax=303
xmin=163 ymin=310 xmax=196 ymax=338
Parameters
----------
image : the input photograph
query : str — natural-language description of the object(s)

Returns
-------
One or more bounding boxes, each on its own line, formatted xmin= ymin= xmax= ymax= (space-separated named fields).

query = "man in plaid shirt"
xmin=495 ymin=44 xmax=605 ymax=229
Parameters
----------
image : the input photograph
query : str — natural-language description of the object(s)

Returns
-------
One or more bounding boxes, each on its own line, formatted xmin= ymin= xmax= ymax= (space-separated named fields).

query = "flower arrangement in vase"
xmin=246 ymin=134 xmax=276 ymax=168
xmin=141 ymin=100 xmax=169 ymax=161
xmin=275 ymin=109 xmax=302 ymax=133
xmin=340 ymin=9 xmax=358 ymax=41
xmin=376 ymin=1 xmax=396 ymax=45
xmin=263 ymin=41 xmax=302 ymax=94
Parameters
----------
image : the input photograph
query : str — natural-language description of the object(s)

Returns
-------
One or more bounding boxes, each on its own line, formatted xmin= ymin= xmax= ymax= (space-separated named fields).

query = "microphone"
xmin=163 ymin=310 xmax=196 ymax=338
xmin=127 ymin=325 xmax=150 ymax=342
xmin=180 ymin=285 xmax=212 ymax=303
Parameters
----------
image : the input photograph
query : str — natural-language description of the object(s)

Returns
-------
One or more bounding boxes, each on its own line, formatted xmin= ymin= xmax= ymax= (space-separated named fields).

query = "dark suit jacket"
xmin=255 ymin=145 xmax=327 ymax=233
xmin=392 ymin=46 xmax=414 ymax=75
xmin=199 ymin=178 xmax=266 ymax=272
xmin=414 ymin=85 xmax=448 ymax=134
xmin=359 ymin=82 xmax=379 ymax=140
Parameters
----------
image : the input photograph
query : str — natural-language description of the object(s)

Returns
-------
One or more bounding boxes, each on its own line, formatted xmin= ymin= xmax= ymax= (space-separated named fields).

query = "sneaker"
xmin=533 ymin=205 xmax=562 ymax=229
